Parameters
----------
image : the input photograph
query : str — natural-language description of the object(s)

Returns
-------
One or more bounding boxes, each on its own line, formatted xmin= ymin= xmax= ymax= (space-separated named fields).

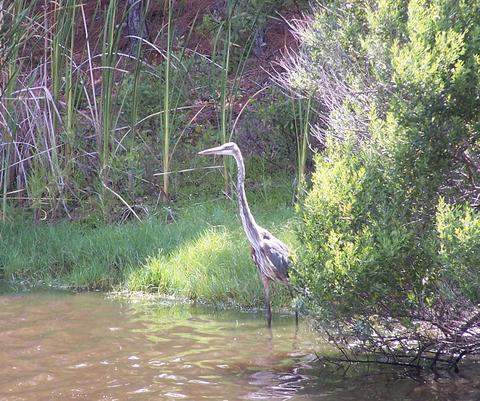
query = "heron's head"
xmin=198 ymin=142 xmax=239 ymax=157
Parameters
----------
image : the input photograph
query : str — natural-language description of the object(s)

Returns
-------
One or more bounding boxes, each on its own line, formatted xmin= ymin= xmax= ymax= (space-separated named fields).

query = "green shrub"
xmin=292 ymin=0 xmax=480 ymax=310
xmin=288 ymin=0 xmax=480 ymax=364
xmin=436 ymin=199 xmax=480 ymax=304
xmin=296 ymin=141 xmax=436 ymax=318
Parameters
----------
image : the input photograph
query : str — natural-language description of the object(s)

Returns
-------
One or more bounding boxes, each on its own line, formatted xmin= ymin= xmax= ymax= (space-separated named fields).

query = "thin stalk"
xmin=49 ymin=0 xmax=77 ymax=215
xmin=63 ymin=0 xmax=78 ymax=163
xmin=293 ymin=96 xmax=311 ymax=199
xmin=225 ymin=9 xmax=258 ymax=197
xmin=99 ymin=0 xmax=120 ymax=218
xmin=227 ymin=7 xmax=259 ymax=131
xmin=161 ymin=0 xmax=173 ymax=201
xmin=50 ymin=0 xmax=60 ymax=136
xmin=127 ymin=0 xmax=150 ymax=197
xmin=1 ymin=0 xmax=26 ymax=221
xmin=129 ymin=0 xmax=150 ymax=143
xmin=219 ymin=2 xmax=233 ymax=195
xmin=130 ymin=38 xmax=142 ymax=145
xmin=214 ymin=0 xmax=258 ymax=195
xmin=167 ymin=11 xmax=199 ymax=163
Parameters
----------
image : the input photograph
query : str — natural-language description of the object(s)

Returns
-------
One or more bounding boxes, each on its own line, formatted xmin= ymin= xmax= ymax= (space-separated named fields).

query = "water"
xmin=1 ymin=287 xmax=479 ymax=401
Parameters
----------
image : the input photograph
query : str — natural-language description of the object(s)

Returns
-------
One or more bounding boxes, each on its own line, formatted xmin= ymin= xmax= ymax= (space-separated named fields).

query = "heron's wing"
xmin=261 ymin=238 xmax=291 ymax=281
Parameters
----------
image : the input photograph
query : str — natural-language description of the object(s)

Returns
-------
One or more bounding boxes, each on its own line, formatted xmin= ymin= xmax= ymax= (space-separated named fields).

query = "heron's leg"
xmin=288 ymin=285 xmax=299 ymax=327
xmin=262 ymin=276 xmax=272 ymax=328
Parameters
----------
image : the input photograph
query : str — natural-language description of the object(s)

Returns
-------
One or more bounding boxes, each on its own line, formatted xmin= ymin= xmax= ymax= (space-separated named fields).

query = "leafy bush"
xmin=296 ymin=141 xmax=434 ymax=318
xmin=436 ymin=199 xmax=480 ymax=304
xmin=285 ymin=0 xmax=480 ymax=201
xmin=287 ymin=0 xmax=480 ymax=366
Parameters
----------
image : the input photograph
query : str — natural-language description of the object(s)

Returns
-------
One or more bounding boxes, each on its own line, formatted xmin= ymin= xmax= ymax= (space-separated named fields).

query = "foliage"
xmin=128 ymin=228 xmax=265 ymax=306
xmin=287 ymin=0 xmax=480 ymax=366
xmin=241 ymin=88 xmax=310 ymax=166
xmin=436 ymin=199 xmax=480 ymax=304
xmin=196 ymin=0 xmax=292 ymax=65
xmin=296 ymin=142 xmax=432 ymax=317
xmin=0 ymin=199 xmax=294 ymax=307
xmin=0 ymin=0 xmax=301 ymax=222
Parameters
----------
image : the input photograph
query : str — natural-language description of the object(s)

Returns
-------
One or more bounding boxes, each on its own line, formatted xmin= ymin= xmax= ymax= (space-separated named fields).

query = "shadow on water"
xmin=0 ymin=284 xmax=479 ymax=400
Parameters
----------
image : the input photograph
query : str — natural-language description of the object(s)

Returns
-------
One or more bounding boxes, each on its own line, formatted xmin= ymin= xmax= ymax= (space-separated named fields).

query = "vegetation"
xmin=0 ymin=0 xmax=308 ymax=222
xmin=285 ymin=0 xmax=480 ymax=368
xmin=0 ymin=195 xmax=295 ymax=308
xmin=0 ymin=0 xmax=306 ymax=307
xmin=3 ymin=0 xmax=480 ymax=370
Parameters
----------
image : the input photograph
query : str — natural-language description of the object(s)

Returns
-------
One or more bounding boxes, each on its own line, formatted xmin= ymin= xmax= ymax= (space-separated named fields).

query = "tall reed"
xmin=161 ymin=0 xmax=173 ymax=201
xmin=1 ymin=0 xmax=28 ymax=221
xmin=218 ymin=4 xmax=233 ymax=194
xmin=52 ymin=0 xmax=77 ymax=162
xmin=47 ymin=0 xmax=79 ymax=216
xmin=99 ymin=0 xmax=121 ymax=218
xmin=292 ymin=96 xmax=311 ymax=198
xmin=211 ymin=0 xmax=258 ymax=195
xmin=162 ymin=7 xmax=200 ymax=201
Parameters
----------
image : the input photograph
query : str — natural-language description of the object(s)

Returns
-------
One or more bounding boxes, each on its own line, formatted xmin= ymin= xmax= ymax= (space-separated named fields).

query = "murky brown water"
xmin=1 ymin=286 xmax=479 ymax=401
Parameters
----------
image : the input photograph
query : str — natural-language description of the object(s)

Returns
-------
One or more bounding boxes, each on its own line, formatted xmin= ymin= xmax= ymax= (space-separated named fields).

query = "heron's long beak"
xmin=198 ymin=145 xmax=224 ymax=156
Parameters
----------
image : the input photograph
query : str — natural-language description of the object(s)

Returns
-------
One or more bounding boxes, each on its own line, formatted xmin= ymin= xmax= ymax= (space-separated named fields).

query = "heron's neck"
xmin=234 ymin=153 xmax=259 ymax=244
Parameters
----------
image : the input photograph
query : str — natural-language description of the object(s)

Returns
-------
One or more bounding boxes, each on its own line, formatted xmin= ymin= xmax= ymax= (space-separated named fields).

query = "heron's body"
xmin=199 ymin=142 xmax=295 ymax=327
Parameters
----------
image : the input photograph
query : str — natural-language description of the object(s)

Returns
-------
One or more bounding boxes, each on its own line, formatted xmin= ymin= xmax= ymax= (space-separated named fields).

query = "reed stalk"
xmin=99 ymin=0 xmax=121 ymax=218
xmin=212 ymin=0 xmax=258 ymax=196
xmin=66 ymin=9 xmax=78 ymax=167
xmin=218 ymin=5 xmax=232 ymax=195
xmin=59 ymin=0 xmax=78 ymax=163
xmin=292 ymin=96 xmax=311 ymax=199
xmin=48 ymin=0 xmax=78 ymax=215
xmin=161 ymin=0 xmax=173 ymax=201
xmin=1 ymin=0 xmax=27 ymax=221
xmin=129 ymin=0 xmax=151 ymax=145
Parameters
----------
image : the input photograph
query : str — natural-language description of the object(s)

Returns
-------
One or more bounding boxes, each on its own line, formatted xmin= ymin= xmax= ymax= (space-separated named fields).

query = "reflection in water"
xmin=0 ymin=288 xmax=479 ymax=401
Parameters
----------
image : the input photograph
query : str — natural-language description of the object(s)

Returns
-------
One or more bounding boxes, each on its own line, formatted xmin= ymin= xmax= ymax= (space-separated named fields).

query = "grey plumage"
xmin=199 ymin=142 xmax=297 ymax=327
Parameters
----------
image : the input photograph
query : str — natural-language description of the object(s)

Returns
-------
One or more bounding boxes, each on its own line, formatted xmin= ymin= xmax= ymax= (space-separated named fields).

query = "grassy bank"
xmin=0 ymin=195 xmax=296 ymax=308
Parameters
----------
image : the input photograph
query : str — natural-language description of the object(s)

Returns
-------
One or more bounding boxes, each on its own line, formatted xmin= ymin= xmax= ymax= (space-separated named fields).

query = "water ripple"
xmin=1 ymin=290 xmax=479 ymax=401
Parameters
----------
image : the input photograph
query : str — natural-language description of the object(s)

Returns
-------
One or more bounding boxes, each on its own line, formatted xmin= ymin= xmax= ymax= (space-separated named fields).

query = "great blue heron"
xmin=199 ymin=142 xmax=297 ymax=327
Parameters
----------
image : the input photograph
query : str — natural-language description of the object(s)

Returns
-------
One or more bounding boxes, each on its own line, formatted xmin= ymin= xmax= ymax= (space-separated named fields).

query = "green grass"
xmin=0 ymin=197 xmax=296 ymax=309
